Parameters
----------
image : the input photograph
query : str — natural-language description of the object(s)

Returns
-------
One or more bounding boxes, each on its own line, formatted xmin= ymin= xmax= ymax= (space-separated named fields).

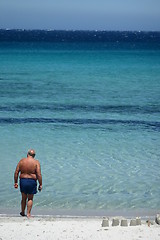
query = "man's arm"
xmin=36 ymin=160 xmax=42 ymax=190
xmin=14 ymin=162 xmax=20 ymax=188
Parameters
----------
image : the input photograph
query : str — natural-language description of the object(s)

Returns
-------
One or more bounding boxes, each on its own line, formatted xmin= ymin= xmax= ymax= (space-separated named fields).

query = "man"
xmin=14 ymin=149 xmax=42 ymax=218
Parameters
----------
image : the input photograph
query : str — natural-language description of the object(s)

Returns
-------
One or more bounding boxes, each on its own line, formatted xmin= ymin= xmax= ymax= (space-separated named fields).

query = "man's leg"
xmin=27 ymin=194 xmax=34 ymax=218
xmin=21 ymin=192 xmax=27 ymax=216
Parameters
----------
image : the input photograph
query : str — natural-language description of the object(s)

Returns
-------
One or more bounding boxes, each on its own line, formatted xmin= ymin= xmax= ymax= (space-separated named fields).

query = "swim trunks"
xmin=20 ymin=178 xmax=37 ymax=194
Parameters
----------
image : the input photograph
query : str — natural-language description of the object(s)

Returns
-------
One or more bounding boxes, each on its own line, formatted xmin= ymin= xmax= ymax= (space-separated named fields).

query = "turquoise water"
xmin=0 ymin=37 xmax=160 ymax=216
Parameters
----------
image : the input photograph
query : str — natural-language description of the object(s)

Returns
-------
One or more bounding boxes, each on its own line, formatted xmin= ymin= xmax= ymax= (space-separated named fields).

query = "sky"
xmin=0 ymin=0 xmax=160 ymax=31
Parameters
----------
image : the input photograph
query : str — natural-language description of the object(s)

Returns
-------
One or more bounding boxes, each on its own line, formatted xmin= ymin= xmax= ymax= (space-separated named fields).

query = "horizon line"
xmin=0 ymin=28 xmax=160 ymax=33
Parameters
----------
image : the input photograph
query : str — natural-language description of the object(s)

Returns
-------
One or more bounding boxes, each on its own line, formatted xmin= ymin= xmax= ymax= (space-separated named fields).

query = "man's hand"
xmin=14 ymin=183 xmax=18 ymax=189
xmin=38 ymin=185 xmax=42 ymax=192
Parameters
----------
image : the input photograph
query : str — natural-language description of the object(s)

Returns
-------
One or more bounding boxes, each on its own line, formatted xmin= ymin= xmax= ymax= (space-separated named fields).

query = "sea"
xmin=0 ymin=30 xmax=160 ymax=217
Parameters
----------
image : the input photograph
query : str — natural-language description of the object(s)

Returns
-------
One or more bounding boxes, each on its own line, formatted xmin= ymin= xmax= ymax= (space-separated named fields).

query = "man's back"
xmin=19 ymin=156 xmax=39 ymax=180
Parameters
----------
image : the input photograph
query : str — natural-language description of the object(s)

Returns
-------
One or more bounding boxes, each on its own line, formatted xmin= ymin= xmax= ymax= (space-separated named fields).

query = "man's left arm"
xmin=14 ymin=162 xmax=20 ymax=188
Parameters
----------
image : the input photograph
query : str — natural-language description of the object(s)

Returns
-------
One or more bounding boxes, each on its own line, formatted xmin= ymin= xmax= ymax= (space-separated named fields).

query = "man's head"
xmin=27 ymin=149 xmax=36 ymax=158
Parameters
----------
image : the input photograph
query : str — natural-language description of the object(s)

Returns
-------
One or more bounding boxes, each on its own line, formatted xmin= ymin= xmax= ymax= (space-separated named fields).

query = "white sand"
xmin=0 ymin=216 xmax=160 ymax=240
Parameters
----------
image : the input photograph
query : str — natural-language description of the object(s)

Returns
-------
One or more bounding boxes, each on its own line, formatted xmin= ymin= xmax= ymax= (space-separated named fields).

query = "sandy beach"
xmin=0 ymin=215 xmax=160 ymax=240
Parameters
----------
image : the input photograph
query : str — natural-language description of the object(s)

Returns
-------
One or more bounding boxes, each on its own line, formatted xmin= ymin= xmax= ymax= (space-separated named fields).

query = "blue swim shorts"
xmin=20 ymin=178 xmax=37 ymax=195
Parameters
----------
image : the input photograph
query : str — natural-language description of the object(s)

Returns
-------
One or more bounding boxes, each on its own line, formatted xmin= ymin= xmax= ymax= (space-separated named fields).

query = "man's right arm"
xmin=36 ymin=161 xmax=42 ymax=190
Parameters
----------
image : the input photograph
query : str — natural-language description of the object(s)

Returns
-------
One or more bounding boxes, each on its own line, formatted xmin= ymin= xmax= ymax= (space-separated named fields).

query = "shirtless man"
xmin=14 ymin=149 xmax=42 ymax=218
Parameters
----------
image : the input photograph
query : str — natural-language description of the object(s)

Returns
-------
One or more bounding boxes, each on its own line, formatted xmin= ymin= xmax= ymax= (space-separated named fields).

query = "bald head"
xmin=27 ymin=149 xmax=36 ymax=158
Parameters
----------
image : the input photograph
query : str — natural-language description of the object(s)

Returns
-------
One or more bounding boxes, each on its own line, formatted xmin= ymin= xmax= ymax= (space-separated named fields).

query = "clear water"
xmin=0 ymin=32 xmax=160 ymax=216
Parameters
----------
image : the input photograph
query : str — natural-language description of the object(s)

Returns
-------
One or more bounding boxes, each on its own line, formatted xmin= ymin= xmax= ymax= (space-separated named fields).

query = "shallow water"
xmin=0 ymin=31 xmax=160 ymax=215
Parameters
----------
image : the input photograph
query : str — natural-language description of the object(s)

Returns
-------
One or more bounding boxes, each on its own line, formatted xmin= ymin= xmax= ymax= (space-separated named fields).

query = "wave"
xmin=0 ymin=117 xmax=159 ymax=131
xmin=0 ymin=104 xmax=160 ymax=114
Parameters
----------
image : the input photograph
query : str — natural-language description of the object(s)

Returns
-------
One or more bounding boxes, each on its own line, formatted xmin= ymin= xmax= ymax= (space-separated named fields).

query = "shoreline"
xmin=0 ymin=207 xmax=158 ymax=220
xmin=0 ymin=205 xmax=160 ymax=218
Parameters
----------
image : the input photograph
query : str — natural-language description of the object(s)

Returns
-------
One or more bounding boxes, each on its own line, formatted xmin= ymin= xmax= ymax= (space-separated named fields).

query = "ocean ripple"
xmin=0 ymin=117 xmax=159 ymax=131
